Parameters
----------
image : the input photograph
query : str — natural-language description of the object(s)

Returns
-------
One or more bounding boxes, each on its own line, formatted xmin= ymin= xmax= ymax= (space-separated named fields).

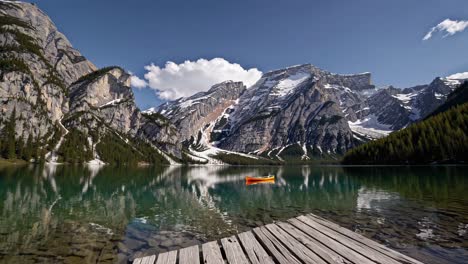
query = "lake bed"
xmin=0 ymin=165 xmax=467 ymax=263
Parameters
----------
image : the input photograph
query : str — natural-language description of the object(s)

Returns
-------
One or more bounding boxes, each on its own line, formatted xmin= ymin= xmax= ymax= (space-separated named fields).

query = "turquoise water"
xmin=0 ymin=165 xmax=467 ymax=263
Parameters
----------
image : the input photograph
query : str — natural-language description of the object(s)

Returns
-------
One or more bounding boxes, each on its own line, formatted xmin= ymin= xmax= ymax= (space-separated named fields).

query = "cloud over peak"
xmin=133 ymin=58 xmax=262 ymax=100
xmin=423 ymin=18 xmax=468 ymax=40
xmin=130 ymin=75 xmax=148 ymax=89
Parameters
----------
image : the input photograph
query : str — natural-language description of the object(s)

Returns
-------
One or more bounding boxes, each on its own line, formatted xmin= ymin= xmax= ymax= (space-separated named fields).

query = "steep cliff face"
xmin=154 ymin=64 xmax=465 ymax=161
xmin=0 ymin=1 xmax=96 ymax=85
xmin=65 ymin=67 xmax=181 ymax=161
xmin=349 ymin=76 xmax=463 ymax=139
xmin=0 ymin=1 xmax=97 ymax=159
xmin=68 ymin=67 xmax=140 ymax=135
xmin=213 ymin=64 xmax=374 ymax=158
xmin=154 ymin=81 xmax=246 ymax=142
xmin=0 ymin=1 xmax=179 ymax=164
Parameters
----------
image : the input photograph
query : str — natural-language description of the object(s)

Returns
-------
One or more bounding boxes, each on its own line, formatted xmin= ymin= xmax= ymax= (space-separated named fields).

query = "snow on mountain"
xmin=446 ymin=72 xmax=468 ymax=80
xmin=348 ymin=115 xmax=393 ymax=139
xmin=150 ymin=63 xmax=465 ymax=160
xmin=270 ymin=71 xmax=311 ymax=97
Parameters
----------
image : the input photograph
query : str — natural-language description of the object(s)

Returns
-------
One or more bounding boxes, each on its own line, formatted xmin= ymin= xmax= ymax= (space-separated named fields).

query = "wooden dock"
xmin=133 ymin=213 xmax=424 ymax=264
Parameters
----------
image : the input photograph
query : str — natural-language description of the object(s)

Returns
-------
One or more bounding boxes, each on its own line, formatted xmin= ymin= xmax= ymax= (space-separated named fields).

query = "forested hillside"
xmin=342 ymin=101 xmax=468 ymax=165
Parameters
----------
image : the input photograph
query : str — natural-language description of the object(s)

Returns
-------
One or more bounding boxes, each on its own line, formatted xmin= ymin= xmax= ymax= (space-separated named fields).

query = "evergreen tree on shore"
xmin=343 ymin=103 xmax=468 ymax=165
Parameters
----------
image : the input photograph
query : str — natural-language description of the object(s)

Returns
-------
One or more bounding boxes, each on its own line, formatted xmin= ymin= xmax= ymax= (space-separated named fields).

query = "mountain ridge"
xmin=0 ymin=1 xmax=466 ymax=165
xmin=0 ymin=1 xmax=181 ymax=165
xmin=151 ymin=63 xmax=465 ymax=162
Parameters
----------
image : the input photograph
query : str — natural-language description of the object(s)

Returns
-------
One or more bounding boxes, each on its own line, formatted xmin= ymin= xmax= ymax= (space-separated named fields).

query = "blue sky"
xmin=32 ymin=0 xmax=468 ymax=109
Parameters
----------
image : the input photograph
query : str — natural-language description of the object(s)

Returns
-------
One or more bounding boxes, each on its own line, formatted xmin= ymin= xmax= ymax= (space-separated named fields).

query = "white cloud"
xmin=142 ymin=58 xmax=262 ymax=100
xmin=423 ymin=19 xmax=468 ymax=40
xmin=130 ymin=75 xmax=148 ymax=89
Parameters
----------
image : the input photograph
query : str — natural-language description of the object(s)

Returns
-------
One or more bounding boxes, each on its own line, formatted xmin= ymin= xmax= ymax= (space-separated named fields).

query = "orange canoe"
xmin=245 ymin=175 xmax=275 ymax=182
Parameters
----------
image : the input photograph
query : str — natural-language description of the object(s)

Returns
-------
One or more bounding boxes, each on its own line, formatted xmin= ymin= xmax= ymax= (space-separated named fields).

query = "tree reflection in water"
xmin=0 ymin=165 xmax=466 ymax=263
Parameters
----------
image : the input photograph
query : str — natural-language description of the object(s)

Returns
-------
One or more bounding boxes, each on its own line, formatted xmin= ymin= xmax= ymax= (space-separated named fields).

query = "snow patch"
xmin=99 ymin=98 xmax=124 ymax=108
xmin=270 ymin=72 xmax=310 ymax=97
xmin=446 ymin=72 xmax=468 ymax=80
xmin=45 ymin=118 xmax=69 ymax=163
xmin=301 ymin=143 xmax=310 ymax=160
xmin=348 ymin=115 xmax=393 ymax=139
xmin=142 ymin=107 xmax=157 ymax=114
xmin=434 ymin=92 xmax=445 ymax=100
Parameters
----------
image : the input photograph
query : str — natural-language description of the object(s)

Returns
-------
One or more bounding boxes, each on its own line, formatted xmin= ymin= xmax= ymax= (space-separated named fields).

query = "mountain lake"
xmin=0 ymin=164 xmax=467 ymax=263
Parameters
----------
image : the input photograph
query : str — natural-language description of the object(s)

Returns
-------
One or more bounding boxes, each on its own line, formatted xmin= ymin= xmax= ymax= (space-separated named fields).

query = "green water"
xmin=0 ymin=165 xmax=467 ymax=264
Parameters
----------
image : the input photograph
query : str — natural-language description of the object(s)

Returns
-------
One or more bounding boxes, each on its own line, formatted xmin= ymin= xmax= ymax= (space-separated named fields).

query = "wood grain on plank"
xmin=237 ymin=231 xmax=274 ymax=264
xmin=140 ymin=254 xmax=156 ymax=264
xmin=221 ymin=235 xmax=249 ymax=264
xmin=155 ymin=250 xmax=177 ymax=264
xmin=179 ymin=245 xmax=200 ymax=264
xmin=307 ymin=214 xmax=424 ymax=264
xmin=298 ymin=215 xmax=401 ymax=264
xmin=278 ymin=221 xmax=355 ymax=264
xmin=253 ymin=226 xmax=301 ymax=264
xmin=265 ymin=224 xmax=327 ymax=264
xmin=287 ymin=218 xmax=375 ymax=264
xmin=202 ymin=241 xmax=224 ymax=264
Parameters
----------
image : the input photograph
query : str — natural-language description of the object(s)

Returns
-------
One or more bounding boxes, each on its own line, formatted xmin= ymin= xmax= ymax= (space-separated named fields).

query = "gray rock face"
xmin=213 ymin=64 xmax=372 ymax=156
xmin=68 ymin=67 xmax=140 ymax=135
xmin=1 ymin=1 xmax=96 ymax=85
xmin=353 ymin=77 xmax=461 ymax=137
xmin=154 ymin=81 xmax=246 ymax=142
xmin=0 ymin=1 xmax=95 ymax=140
xmin=65 ymin=67 xmax=182 ymax=158
xmin=155 ymin=64 xmax=464 ymax=160
xmin=0 ymin=2 xmax=180 ymax=162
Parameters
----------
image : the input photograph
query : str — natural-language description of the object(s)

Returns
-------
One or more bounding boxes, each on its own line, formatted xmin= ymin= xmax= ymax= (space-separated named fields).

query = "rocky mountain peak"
xmin=1 ymin=2 xmax=182 ymax=164
xmin=0 ymin=1 xmax=96 ymax=85
xmin=154 ymin=80 xmax=246 ymax=142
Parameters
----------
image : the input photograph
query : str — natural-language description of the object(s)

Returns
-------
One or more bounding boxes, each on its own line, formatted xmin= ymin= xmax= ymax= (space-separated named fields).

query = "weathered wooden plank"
xmin=133 ymin=257 xmax=143 ymax=264
xmin=237 ymin=231 xmax=274 ymax=264
xmin=179 ymin=245 xmax=200 ymax=264
xmin=265 ymin=223 xmax=327 ymax=264
xmin=286 ymin=218 xmax=372 ymax=264
xmin=155 ymin=250 xmax=177 ymax=264
xmin=139 ymin=254 xmax=156 ymax=264
xmin=202 ymin=241 xmax=224 ymax=264
xmin=307 ymin=214 xmax=424 ymax=264
xmin=298 ymin=215 xmax=402 ymax=264
xmin=221 ymin=235 xmax=249 ymax=264
xmin=278 ymin=221 xmax=354 ymax=264
xmin=253 ymin=226 xmax=301 ymax=264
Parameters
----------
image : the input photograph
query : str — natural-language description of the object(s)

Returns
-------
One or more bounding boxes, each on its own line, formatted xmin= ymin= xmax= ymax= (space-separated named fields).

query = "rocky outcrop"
xmin=68 ymin=67 xmax=140 ymax=134
xmin=0 ymin=1 xmax=95 ymax=146
xmin=154 ymin=81 xmax=246 ymax=142
xmin=64 ymin=67 xmax=182 ymax=159
xmin=351 ymin=77 xmax=463 ymax=138
xmin=0 ymin=1 xmax=180 ymax=163
xmin=155 ymin=64 xmax=465 ymax=161
xmin=213 ymin=64 xmax=370 ymax=157
xmin=0 ymin=1 xmax=96 ymax=85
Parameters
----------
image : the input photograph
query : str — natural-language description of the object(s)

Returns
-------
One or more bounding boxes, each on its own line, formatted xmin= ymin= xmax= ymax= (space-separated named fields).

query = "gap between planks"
xmin=132 ymin=214 xmax=424 ymax=264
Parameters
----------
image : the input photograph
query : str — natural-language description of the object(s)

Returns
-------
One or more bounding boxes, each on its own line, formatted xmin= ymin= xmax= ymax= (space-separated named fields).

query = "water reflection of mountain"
xmin=0 ymin=165 xmax=467 ymax=263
